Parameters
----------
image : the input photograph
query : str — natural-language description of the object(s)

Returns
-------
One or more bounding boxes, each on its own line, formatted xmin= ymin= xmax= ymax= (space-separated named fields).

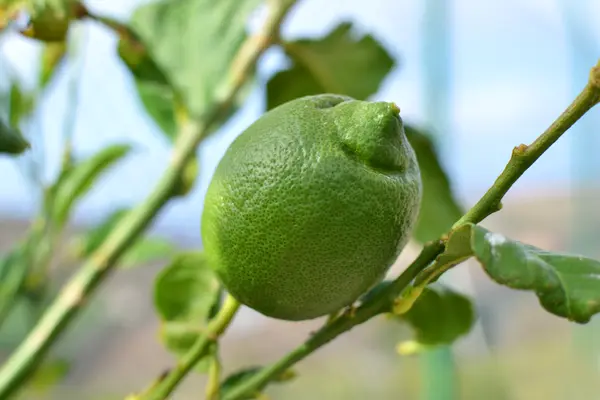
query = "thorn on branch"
xmin=512 ymin=143 xmax=528 ymax=158
xmin=493 ymin=201 xmax=503 ymax=212
xmin=157 ymin=368 xmax=171 ymax=382
xmin=342 ymin=305 xmax=357 ymax=318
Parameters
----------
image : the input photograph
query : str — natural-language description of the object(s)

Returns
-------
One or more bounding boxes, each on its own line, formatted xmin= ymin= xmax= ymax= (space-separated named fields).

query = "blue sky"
xmin=0 ymin=0 xmax=599 ymax=242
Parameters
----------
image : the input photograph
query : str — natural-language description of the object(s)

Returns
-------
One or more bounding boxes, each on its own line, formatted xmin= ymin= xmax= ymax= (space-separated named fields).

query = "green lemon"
xmin=201 ymin=94 xmax=422 ymax=321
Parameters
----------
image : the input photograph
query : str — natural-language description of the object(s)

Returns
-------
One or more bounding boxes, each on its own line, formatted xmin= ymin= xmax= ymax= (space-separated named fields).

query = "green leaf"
xmin=28 ymin=358 xmax=69 ymax=391
xmin=220 ymin=367 xmax=261 ymax=400
xmin=117 ymin=31 xmax=177 ymax=139
xmin=266 ymin=21 xmax=395 ymax=110
xmin=0 ymin=117 xmax=30 ymax=155
xmin=404 ymin=125 xmax=463 ymax=243
xmin=9 ymin=83 xmax=35 ymax=127
xmin=467 ymin=224 xmax=600 ymax=324
xmin=398 ymin=282 xmax=475 ymax=346
xmin=154 ymin=252 xmax=221 ymax=371
xmin=124 ymin=0 xmax=261 ymax=123
xmin=50 ymin=143 xmax=132 ymax=227
xmin=69 ymin=207 xmax=177 ymax=268
xmin=431 ymin=223 xmax=474 ymax=278
xmin=220 ymin=366 xmax=296 ymax=400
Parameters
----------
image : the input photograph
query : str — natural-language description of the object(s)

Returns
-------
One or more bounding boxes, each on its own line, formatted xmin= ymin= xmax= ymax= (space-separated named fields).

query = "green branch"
xmin=143 ymin=295 xmax=240 ymax=400
xmin=0 ymin=1 xmax=299 ymax=398
xmin=221 ymin=59 xmax=600 ymax=400
xmin=453 ymin=59 xmax=600 ymax=228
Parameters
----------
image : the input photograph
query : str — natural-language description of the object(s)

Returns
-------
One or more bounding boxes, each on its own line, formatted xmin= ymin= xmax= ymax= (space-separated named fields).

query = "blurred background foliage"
xmin=0 ymin=0 xmax=599 ymax=399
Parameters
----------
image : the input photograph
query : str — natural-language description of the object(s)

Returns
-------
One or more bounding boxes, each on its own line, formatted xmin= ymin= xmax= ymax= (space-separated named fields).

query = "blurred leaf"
xmin=466 ymin=224 xmax=600 ymax=324
xmin=9 ymin=83 xmax=35 ymax=127
xmin=266 ymin=21 xmax=395 ymax=110
xmin=51 ymin=143 xmax=132 ymax=227
xmin=69 ymin=207 xmax=177 ymax=268
xmin=121 ymin=236 xmax=177 ymax=269
xmin=0 ymin=248 xmax=30 ymax=328
xmin=220 ymin=366 xmax=296 ymax=399
xmin=404 ymin=125 xmax=463 ymax=243
xmin=0 ymin=117 xmax=29 ymax=155
xmin=70 ymin=208 xmax=129 ymax=257
xmin=28 ymin=358 xmax=69 ymax=391
xmin=398 ymin=282 xmax=475 ymax=346
xmin=220 ymin=367 xmax=261 ymax=400
xmin=39 ymin=41 xmax=67 ymax=88
xmin=122 ymin=0 xmax=260 ymax=134
xmin=154 ymin=252 xmax=221 ymax=371
xmin=18 ymin=0 xmax=83 ymax=42
xmin=117 ymin=30 xmax=177 ymax=139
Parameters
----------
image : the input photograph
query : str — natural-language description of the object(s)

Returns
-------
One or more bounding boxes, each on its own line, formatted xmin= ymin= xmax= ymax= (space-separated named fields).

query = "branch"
xmin=221 ymin=59 xmax=600 ymax=400
xmin=142 ymin=295 xmax=240 ymax=400
xmin=0 ymin=1 xmax=299 ymax=398
xmin=453 ymin=59 xmax=600 ymax=228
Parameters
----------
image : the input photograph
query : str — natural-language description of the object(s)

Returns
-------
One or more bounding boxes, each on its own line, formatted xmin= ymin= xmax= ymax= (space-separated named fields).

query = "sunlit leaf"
xmin=119 ymin=0 xmax=260 ymax=139
xmin=0 ymin=118 xmax=29 ymax=155
xmin=398 ymin=282 xmax=475 ymax=345
xmin=51 ymin=143 xmax=132 ymax=227
xmin=266 ymin=21 xmax=395 ymax=110
xmin=404 ymin=125 xmax=463 ymax=243
xmin=154 ymin=252 xmax=222 ymax=371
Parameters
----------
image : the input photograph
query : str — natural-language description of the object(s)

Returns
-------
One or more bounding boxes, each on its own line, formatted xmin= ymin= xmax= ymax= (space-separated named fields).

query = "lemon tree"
xmin=0 ymin=1 xmax=598 ymax=400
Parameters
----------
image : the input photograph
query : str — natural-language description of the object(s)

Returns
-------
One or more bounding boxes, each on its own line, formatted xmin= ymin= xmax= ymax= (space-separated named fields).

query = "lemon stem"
xmin=0 ymin=1 xmax=299 ymax=398
xmin=219 ymin=59 xmax=600 ymax=400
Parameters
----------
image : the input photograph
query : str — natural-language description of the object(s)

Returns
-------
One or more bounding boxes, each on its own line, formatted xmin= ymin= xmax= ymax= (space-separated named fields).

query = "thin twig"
xmin=142 ymin=295 xmax=240 ymax=400
xmin=221 ymin=59 xmax=600 ymax=400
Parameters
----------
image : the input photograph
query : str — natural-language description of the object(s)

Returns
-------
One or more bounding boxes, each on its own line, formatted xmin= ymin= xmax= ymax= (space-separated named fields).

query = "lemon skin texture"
xmin=201 ymin=94 xmax=422 ymax=321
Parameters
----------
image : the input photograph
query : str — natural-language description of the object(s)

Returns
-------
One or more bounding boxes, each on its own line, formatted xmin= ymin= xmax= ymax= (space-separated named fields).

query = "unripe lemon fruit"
xmin=201 ymin=94 xmax=422 ymax=321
